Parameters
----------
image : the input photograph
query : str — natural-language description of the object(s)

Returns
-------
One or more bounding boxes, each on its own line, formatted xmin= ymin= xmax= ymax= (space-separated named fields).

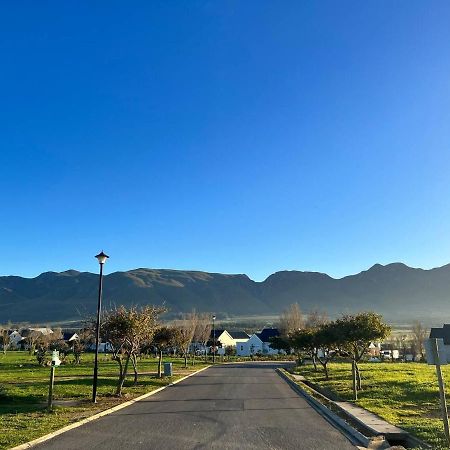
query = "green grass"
xmin=0 ymin=351 xmax=208 ymax=449
xmin=294 ymin=361 xmax=450 ymax=448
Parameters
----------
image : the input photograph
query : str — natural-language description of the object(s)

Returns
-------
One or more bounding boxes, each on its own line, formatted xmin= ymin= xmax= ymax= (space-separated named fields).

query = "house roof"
xmin=256 ymin=328 xmax=280 ymax=343
xmin=430 ymin=325 xmax=450 ymax=345
xmin=63 ymin=332 xmax=79 ymax=341
xmin=210 ymin=329 xmax=226 ymax=339
xmin=228 ymin=331 xmax=249 ymax=340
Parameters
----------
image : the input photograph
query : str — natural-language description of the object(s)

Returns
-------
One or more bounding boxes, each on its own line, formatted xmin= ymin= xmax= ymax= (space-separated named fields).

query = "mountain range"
xmin=1 ymin=263 xmax=450 ymax=324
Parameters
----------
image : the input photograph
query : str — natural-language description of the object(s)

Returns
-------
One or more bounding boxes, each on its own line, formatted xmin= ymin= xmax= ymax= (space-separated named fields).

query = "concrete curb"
xmin=276 ymin=368 xmax=370 ymax=448
xmin=9 ymin=365 xmax=211 ymax=450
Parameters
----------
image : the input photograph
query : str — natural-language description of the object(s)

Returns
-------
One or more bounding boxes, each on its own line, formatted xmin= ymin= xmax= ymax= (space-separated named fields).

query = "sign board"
xmin=425 ymin=338 xmax=447 ymax=365
xmin=51 ymin=350 xmax=61 ymax=367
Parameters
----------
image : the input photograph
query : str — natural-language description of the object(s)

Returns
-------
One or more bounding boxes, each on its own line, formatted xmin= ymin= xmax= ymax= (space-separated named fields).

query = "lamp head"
xmin=95 ymin=251 xmax=109 ymax=265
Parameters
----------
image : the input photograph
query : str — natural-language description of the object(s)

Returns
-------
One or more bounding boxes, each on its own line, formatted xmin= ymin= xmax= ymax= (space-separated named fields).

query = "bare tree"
xmin=0 ymin=328 xmax=10 ymax=354
xmin=306 ymin=309 xmax=329 ymax=329
xmin=72 ymin=328 xmax=94 ymax=364
xmin=173 ymin=311 xmax=198 ymax=368
xmin=23 ymin=330 xmax=42 ymax=355
xmin=279 ymin=303 xmax=304 ymax=336
xmin=194 ymin=313 xmax=212 ymax=361
xmin=411 ymin=321 xmax=427 ymax=361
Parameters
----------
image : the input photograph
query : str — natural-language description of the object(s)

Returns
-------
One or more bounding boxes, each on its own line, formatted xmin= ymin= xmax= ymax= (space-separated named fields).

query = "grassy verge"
xmin=0 ymin=351 xmax=208 ymax=449
xmin=294 ymin=361 xmax=450 ymax=449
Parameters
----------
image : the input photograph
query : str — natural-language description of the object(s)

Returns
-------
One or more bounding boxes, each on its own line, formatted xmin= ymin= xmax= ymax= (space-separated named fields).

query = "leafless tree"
xmin=411 ymin=321 xmax=427 ymax=361
xmin=0 ymin=328 xmax=10 ymax=354
xmin=194 ymin=313 xmax=212 ymax=361
xmin=173 ymin=311 xmax=198 ymax=368
xmin=279 ymin=303 xmax=304 ymax=336
xmin=305 ymin=309 xmax=329 ymax=329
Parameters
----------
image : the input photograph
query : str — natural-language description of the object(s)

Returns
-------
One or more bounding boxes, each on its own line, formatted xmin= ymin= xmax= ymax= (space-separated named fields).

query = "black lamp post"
xmin=92 ymin=250 xmax=109 ymax=403
xmin=212 ymin=314 xmax=216 ymax=364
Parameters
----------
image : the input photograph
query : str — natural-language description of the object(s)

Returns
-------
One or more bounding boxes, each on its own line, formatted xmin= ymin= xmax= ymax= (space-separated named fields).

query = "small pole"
xmin=212 ymin=315 xmax=216 ymax=364
xmin=432 ymin=338 xmax=450 ymax=445
xmin=48 ymin=365 xmax=55 ymax=410
xmin=352 ymin=360 xmax=358 ymax=401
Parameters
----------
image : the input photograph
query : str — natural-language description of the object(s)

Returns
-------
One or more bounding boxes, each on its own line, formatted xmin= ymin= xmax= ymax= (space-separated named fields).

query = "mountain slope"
xmin=1 ymin=263 xmax=450 ymax=323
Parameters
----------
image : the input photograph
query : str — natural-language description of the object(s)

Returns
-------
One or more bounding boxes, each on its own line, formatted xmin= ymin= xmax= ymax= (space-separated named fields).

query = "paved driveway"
xmin=34 ymin=363 xmax=356 ymax=449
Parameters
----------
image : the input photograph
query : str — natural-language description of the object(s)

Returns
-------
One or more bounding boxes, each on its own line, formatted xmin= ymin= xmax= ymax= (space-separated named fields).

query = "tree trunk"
xmin=158 ymin=350 xmax=163 ymax=378
xmin=312 ymin=355 xmax=317 ymax=371
xmin=352 ymin=360 xmax=358 ymax=400
xmin=355 ymin=363 xmax=362 ymax=390
xmin=184 ymin=354 xmax=187 ymax=368
xmin=131 ymin=353 xmax=138 ymax=385
xmin=116 ymin=354 xmax=131 ymax=396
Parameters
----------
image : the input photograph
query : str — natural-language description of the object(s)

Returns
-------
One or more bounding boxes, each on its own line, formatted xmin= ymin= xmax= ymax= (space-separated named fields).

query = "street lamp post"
xmin=92 ymin=251 xmax=109 ymax=403
xmin=212 ymin=314 xmax=216 ymax=364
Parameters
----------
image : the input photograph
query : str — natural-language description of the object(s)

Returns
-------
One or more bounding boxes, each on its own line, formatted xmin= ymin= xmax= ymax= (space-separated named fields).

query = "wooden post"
xmin=48 ymin=365 xmax=55 ymax=410
xmin=352 ymin=360 xmax=358 ymax=401
xmin=432 ymin=338 xmax=450 ymax=445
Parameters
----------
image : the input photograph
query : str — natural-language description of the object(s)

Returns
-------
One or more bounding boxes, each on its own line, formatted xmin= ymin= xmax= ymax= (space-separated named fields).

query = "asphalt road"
xmin=34 ymin=363 xmax=356 ymax=450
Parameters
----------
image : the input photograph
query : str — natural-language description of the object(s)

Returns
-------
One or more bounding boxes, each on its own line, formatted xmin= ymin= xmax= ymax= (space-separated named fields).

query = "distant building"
xmin=236 ymin=328 xmax=282 ymax=356
xmin=8 ymin=330 xmax=24 ymax=349
xmin=228 ymin=331 xmax=250 ymax=346
xmin=210 ymin=329 xmax=235 ymax=348
xmin=62 ymin=332 xmax=79 ymax=343
xmin=430 ymin=325 xmax=450 ymax=362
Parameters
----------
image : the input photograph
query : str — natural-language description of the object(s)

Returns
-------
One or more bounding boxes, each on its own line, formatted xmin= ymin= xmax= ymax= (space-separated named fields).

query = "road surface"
xmin=35 ymin=363 xmax=356 ymax=449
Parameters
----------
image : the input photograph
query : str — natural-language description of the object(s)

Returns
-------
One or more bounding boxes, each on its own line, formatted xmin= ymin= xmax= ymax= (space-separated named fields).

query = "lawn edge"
xmin=276 ymin=368 xmax=371 ymax=448
xmin=9 ymin=365 xmax=211 ymax=450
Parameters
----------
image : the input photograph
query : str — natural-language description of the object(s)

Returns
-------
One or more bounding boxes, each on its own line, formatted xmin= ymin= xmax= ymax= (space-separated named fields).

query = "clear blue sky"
xmin=1 ymin=1 xmax=450 ymax=281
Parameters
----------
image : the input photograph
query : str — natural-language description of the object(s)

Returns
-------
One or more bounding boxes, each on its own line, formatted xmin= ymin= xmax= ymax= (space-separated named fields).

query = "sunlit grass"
xmin=295 ymin=362 xmax=450 ymax=448
xmin=0 ymin=351 xmax=208 ymax=449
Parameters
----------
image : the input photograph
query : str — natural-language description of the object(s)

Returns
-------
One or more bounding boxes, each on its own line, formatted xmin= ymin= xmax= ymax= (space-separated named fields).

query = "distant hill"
xmin=2 ymin=263 xmax=450 ymax=324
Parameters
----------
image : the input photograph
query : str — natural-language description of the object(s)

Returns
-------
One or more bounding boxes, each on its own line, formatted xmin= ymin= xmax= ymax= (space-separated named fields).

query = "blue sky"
xmin=1 ymin=1 xmax=450 ymax=280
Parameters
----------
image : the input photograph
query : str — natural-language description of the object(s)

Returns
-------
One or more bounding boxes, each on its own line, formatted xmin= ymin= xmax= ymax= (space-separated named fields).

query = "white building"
xmin=8 ymin=330 xmax=24 ymax=348
xmin=236 ymin=328 xmax=282 ymax=356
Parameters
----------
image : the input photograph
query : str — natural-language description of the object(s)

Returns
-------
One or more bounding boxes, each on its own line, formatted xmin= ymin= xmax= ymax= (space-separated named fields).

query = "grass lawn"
xmin=294 ymin=361 xmax=450 ymax=449
xmin=0 ymin=351 xmax=209 ymax=450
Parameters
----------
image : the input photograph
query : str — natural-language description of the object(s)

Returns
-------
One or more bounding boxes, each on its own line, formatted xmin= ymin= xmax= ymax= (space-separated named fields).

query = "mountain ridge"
xmin=1 ymin=262 xmax=450 ymax=324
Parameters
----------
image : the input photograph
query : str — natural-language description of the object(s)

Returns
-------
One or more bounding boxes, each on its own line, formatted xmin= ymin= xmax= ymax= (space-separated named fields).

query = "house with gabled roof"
xmin=228 ymin=331 xmax=250 ymax=345
xmin=210 ymin=329 xmax=235 ymax=348
xmin=235 ymin=328 xmax=282 ymax=356
xmin=63 ymin=332 xmax=79 ymax=343
xmin=8 ymin=330 xmax=24 ymax=349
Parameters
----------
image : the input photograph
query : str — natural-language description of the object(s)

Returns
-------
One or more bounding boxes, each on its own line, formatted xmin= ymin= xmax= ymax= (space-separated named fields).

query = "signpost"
xmin=48 ymin=350 xmax=61 ymax=410
xmin=425 ymin=338 xmax=450 ymax=445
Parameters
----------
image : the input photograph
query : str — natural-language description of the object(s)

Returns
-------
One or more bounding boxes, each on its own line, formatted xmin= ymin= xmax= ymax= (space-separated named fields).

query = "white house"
xmin=236 ymin=328 xmax=282 ymax=356
xmin=236 ymin=334 xmax=263 ymax=356
xmin=8 ymin=330 xmax=24 ymax=349
xmin=211 ymin=329 xmax=235 ymax=349
xmin=228 ymin=331 xmax=250 ymax=346
xmin=63 ymin=332 xmax=79 ymax=343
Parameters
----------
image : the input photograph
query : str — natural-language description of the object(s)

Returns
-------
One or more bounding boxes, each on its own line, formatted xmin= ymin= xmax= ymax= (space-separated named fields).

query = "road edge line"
xmin=276 ymin=368 xmax=370 ymax=448
xmin=9 ymin=365 xmax=211 ymax=450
